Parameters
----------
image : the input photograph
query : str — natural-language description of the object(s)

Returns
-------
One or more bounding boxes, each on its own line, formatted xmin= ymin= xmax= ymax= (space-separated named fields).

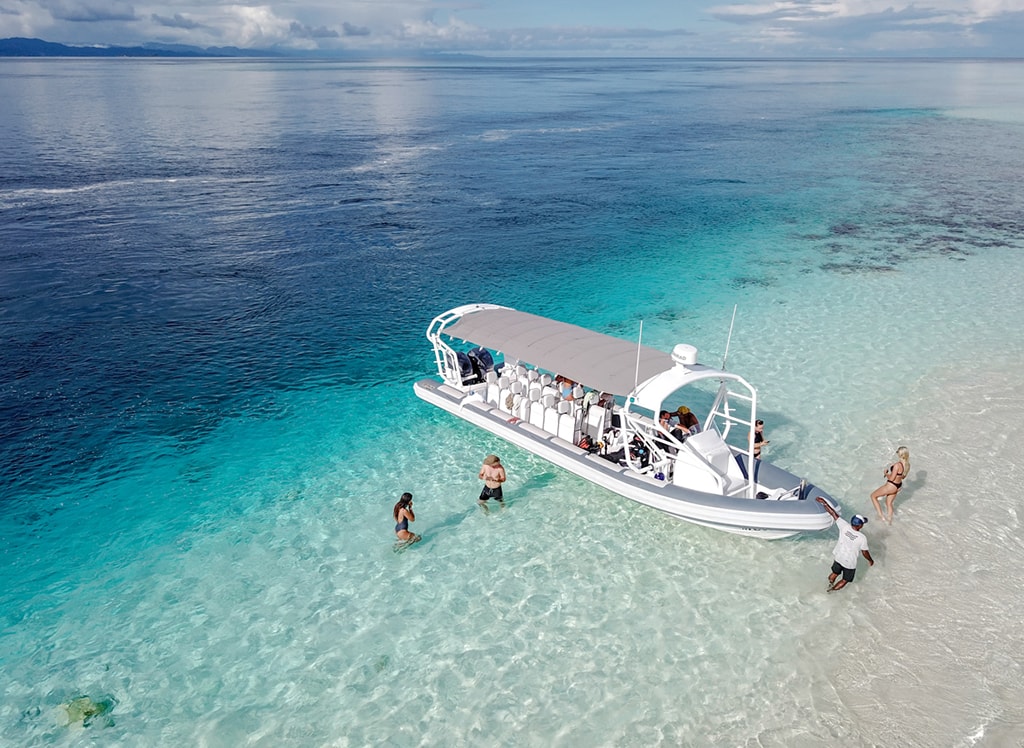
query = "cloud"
xmin=342 ymin=21 xmax=370 ymax=36
xmin=151 ymin=12 xmax=200 ymax=30
xmin=970 ymin=9 xmax=1024 ymax=54
xmin=41 ymin=0 xmax=136 ymax=23
xmin=800 ymin=5 xmax=965 ymax=41
xmin=705 ymin=0 xmax=1024 ymax=53
xmin=383 ymin=16 xmax=695 ymax=53
xmin=2 ymin=0 xmax=1023 ymax=55
xmin=478 ymin=25 xmax=695 ymax=53
xmin=289 ymin=20 xmax=338 ymax=38
xmin=711 ymin=0 xmax=836 ymax=25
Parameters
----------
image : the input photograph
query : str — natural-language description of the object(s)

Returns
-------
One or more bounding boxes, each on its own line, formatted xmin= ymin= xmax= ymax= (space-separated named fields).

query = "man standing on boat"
xmin=815 ymin=497 xmax=874 ymax=592
xmin=478 ymin=454 xmax=507 ymax=511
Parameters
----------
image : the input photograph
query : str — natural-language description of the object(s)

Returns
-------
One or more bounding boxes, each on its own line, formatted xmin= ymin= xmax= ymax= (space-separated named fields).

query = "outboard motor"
xmin=468 ymin=346 xmax=494 ymax=374
xmin=456 ymin=351 xmax=479 ymax=384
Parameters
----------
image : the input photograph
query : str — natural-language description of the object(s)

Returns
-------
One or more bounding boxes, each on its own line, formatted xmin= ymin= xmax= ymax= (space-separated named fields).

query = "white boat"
xmin=413 ymin=303 xmax=838 ymax=539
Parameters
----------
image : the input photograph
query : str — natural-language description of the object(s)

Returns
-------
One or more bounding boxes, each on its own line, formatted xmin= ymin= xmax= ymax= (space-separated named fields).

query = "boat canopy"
xmin=442 ymin=306 xmax=671 ymax=396
xmin=439 ymin=306 xmax=705 ymax=402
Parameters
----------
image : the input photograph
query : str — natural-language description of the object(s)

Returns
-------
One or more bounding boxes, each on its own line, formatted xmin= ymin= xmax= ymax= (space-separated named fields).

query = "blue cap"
xmin=851 ymin=515 xmax=867 ymax=527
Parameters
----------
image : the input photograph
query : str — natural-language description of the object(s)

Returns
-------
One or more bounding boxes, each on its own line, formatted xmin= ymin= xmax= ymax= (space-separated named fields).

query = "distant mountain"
xmin=0 ymin=37 xmax=280 ymax=58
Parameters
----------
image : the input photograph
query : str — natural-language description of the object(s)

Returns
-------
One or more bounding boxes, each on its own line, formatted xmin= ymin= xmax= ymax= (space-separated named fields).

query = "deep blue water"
xmin=5 ymin=59 xmax=1021 ymax=503
xmin=2 ymin=58 xmax=1024 ymax=745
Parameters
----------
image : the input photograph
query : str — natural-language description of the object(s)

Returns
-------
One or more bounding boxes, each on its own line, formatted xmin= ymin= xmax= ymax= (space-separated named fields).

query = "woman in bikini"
xmin=870 ymin=446 xmax=910 ymax=524
xmin=393 ymin=492 xmax=418 ymax=542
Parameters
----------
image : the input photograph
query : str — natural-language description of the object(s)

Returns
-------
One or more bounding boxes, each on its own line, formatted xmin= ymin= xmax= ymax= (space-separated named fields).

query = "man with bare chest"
xmin=478 ymin=454 xmax=507 ymax=508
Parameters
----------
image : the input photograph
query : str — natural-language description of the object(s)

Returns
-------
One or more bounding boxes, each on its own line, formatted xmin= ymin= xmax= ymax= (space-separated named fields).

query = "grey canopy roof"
xmin=442 ymin=307 xmax=675 ymax=397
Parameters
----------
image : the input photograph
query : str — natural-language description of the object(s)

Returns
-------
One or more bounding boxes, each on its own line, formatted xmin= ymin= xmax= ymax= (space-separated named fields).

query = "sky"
xmin=1 ymin=0 xmax=1024 ymax=57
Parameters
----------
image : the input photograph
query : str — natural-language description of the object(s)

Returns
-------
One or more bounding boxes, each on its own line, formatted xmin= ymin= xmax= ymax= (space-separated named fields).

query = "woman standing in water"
xmin=393 ymin=492 xmax=419 ymax=543
xmin=870 ymin=446 xmax=910 ymax=524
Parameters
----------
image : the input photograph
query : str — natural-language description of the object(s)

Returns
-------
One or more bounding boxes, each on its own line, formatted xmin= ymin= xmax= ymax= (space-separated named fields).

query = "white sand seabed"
xmin=814 ymin=361 xmax=1024 ymax=747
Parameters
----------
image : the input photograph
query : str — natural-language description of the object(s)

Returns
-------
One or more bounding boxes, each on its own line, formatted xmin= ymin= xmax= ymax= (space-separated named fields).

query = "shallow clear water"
xmin=1 ymin=58 xmax=1023 ymax=746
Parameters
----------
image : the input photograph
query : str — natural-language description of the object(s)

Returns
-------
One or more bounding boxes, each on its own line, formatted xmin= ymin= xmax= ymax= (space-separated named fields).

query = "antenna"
xmin=721 ymin=305 xmax=737 ymax=370
xmin=633 ymin=320 xmax=644 ymax=391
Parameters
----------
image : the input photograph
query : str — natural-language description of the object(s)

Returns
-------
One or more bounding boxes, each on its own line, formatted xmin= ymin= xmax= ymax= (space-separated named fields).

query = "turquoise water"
xmin=2 ymin=59 xmax=1023 ymax=746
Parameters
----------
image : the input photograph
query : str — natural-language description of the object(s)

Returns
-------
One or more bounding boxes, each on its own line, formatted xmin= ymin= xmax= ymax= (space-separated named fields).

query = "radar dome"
xmin=671 ymin=344 xmax=698 ymax=366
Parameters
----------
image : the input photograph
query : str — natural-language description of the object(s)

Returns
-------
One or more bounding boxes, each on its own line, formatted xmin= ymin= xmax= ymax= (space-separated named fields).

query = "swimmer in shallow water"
xmin=393 ymin=492 xmax=420 ymax=542
xmin=478 ymin=454 xmax=507 ymax=512
xmin=870 ymin=446 xmax=910 ymax=524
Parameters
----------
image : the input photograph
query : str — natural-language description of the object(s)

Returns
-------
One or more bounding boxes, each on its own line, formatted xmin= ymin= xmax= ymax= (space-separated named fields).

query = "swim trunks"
xmin=831 ymin=560 xmax=856 ymax=582
xmin=479 ymin=485 xmax=504 ymax=502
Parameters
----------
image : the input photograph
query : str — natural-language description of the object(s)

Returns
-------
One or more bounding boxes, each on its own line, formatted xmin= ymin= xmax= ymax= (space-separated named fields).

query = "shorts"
xmin=479 ymin=485 xmax=504 ymax=502
xmin=831 ymin=561 xmax=856 ymax=583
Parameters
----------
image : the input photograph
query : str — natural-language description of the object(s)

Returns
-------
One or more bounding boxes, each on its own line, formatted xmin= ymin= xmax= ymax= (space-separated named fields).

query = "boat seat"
xmin=583 ymin=405 xmax=606 ymax=440
xmin=499 ymin=378 xmax=519 ymax=412
xmin=516 ymin=394 xmax=530 ymax=421
xmin=557 ymin=412 xmax=576 ymax=443
xmin=498 ymin=386 xmax=512 ymax=413
xmin=539 ymin=373 xmax=552 ymax=387
xmin=529 ymin=399 xmax=545 ymax=428
xmin=527 ymin=369 xmax=540 ymax=382
xmin=543 ymin=404 xmax=560 ymax=434
xmin=525 ymin=386 xmax=541 ymax=425
xmin=510 ymin=382 xmax=527 ymax=418
xmin=682 ymin=430 xmax=748 ymax=494
xmin=486 ymin=381 xmax=500 ymax=406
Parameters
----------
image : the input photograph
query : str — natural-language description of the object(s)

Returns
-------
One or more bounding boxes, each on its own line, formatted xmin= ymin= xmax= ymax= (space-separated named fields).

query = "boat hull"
xmin=414 ymin=378 xmax=837 ymax=539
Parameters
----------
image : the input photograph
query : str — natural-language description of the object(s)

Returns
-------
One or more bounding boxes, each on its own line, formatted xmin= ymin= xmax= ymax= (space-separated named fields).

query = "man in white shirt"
xmin=816 ymin=497 xmax=874 ymax=592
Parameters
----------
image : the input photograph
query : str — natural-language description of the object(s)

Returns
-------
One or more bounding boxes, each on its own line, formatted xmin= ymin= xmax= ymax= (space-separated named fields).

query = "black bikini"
xmin=887 ymin=463 xmax=904 ymax=490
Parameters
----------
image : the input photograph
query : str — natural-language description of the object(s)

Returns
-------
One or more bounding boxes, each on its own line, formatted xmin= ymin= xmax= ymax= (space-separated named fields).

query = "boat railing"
xmin=706 ymin=383 xmax=759 ymax=493
xmin=617 ymin=412 xmax=682 ymax=479
xmin=707 ymin=389 xmax=753 ymax=437
xmin=426 ymin=310 xmax=462 ymax=385
xmin=425 ymin=303 xmax=506 ymax=387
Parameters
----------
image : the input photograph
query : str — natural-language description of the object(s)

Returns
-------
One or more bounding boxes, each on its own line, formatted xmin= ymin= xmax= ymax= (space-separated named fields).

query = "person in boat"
xmin=870 ymin=446 xmax=910 ymax=524
xmin=815 ymin=497 xmax=874 ymax=592
xmin=657 ymin=411 xmax=678 ymax=453
xmin=554 ymin=375 xmax=576 ymax=400
xmin=673 ymin=406 xmax=700 ymax=439
xmin=393 ymin=492 xmax=419 ymax=542
xmin=478 ymin=454 xmax=507 ymax=509
xmin=753 ymin=419 xmax=769 ymax=460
